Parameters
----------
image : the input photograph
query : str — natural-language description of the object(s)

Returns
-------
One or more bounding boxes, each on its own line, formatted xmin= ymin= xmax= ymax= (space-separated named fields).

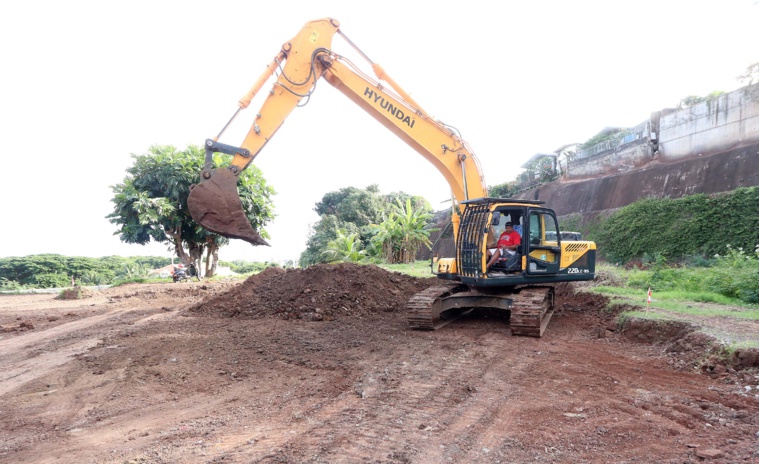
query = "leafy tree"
xmin=116 ymin=263 xmax=153 ymax=280
xmin=107 ymin=144 xmax=275 ymax=277
xmin=737 ymin=61 xmax=759 ymax=86
xmin=0 ymin=254 xmax=175 ymax=288
xmin=489 ymin=181 xmax=518 ymax=198
xmin=33 ymin=273 xmax=71 ymax=288
xmin=370 ymin=198 xmax=434 ymax=263
xmin=314 ymin=185 xmax=385 ymax=229
xmin=0 ymin=277 xmax=24 ymax=291
xmin=322 ymin=229 xmax=367 ymax=263
xmin=382 ymin=191 xmax=431 ymax=215
xmin=300 ymin=215 xmax=360 ymax=267
xmin=301 ymin=186 xmax=434 ymax=266
xmin=80 ymin=270 xmax=108 ymax=286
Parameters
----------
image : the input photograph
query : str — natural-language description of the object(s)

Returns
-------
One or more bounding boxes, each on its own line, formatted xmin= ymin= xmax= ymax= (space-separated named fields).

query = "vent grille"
xmin=565 ymin=242 xmax=589 ymax=253
xmin=456 ymin=204 xmax=490 ymax=278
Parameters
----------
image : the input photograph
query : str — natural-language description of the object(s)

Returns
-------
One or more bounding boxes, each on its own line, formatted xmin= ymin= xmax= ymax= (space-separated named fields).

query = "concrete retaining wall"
xmin=658 ymin=85 xmax=759 ymax=161
xmin=563 ymin=83 xmax=759 ymax=180
xmin=568 ymin=139 xmax=652 ymax=178
xmin=516 ymin=143 xmax=759 ymax=216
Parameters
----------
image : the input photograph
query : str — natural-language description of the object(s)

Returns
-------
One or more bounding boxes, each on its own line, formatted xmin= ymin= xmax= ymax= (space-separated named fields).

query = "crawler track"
xmin=406 ymin=284 xmax=468 ymax=330
xmin=407 ymin=284 xmax=555 ymax=337
xmin=509 ymin=286 xmax=555 ymax=337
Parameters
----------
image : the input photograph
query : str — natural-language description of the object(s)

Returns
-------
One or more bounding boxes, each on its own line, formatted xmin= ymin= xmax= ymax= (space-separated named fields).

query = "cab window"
xmin=528 ymin=211 xmax=559 ymax=246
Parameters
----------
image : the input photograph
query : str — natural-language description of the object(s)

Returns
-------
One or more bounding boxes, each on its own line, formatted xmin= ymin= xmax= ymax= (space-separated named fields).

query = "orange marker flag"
xmin=647 ymin=287 xmax=652 ymax=306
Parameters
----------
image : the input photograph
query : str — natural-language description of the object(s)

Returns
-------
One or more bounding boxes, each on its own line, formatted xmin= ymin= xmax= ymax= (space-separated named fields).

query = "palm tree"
xmin=322 ymin=229 xmax=367 ymax=263
xmin=370 ymin=198 xmax=434 ymax=263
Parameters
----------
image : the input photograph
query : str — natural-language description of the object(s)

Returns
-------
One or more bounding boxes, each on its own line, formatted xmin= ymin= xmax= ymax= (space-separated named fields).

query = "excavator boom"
xmin=187 ymin=18 xmax=487 ymax=243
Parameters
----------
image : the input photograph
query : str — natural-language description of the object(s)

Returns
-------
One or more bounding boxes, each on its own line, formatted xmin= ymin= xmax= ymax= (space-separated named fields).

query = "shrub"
xmin=705 ymin=245 xmax=759 ymax=304
xmin=32 ymin=273 xmax=72 ymax=289
xmin=0 ymin=277 xmax=24 ymax=291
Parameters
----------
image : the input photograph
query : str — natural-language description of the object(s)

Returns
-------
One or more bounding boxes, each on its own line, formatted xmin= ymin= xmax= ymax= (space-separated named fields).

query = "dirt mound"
xmin=555 ymin=282 xmax=608 ymax=311
xmin=190 ymin=263 xmax=436 ymax=321
xmin=55 ymin=286 xmax=96 ymax=300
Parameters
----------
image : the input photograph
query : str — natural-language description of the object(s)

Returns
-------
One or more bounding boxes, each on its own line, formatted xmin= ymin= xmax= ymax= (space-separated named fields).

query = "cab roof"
xmin=461 ymin=197 xmax=545 ymax=206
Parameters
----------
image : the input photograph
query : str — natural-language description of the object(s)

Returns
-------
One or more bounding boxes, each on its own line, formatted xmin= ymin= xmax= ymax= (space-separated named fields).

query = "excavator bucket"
xmin=187 ymin=168 xmax=269 ymax=246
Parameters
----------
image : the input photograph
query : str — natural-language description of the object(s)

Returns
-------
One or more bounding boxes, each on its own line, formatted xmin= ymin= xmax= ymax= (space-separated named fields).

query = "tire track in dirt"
xmin=0 ymin=305 xmax=179 ymax=397
xmin=199 ymin=321 xmax=537 ymax=463
xmin=0 ymin=309 xmax=127 ymax=396
xmin=418 ymin=333 xmax=538 ymax=463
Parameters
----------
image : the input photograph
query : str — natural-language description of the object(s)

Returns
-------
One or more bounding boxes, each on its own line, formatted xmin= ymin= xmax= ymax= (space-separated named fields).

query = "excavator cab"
xmin=446 ymin=198 xmax=577 ymax=286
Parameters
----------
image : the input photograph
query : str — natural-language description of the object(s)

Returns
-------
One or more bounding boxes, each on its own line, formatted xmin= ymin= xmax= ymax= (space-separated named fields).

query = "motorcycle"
xmin=172 ymin=266 xmax=189 ymax=283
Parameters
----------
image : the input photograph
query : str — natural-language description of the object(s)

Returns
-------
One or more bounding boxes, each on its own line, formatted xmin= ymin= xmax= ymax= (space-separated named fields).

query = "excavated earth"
xmin=1 ymin=263 xmax=758 ymax=463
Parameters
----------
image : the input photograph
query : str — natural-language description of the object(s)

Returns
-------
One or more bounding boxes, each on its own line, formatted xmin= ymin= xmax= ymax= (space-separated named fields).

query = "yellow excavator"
xmin=187 ymin=18 xmax=596 ymax=337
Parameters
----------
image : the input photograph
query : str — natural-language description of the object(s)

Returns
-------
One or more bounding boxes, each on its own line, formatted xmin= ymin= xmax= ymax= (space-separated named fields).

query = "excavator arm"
xmin=188 ymin=18 xmax=488 ymax=245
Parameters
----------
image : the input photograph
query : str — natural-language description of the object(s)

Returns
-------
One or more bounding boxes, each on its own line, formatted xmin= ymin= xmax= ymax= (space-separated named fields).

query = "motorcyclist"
xmin=172 ymin=264 xmax=188 ymax=282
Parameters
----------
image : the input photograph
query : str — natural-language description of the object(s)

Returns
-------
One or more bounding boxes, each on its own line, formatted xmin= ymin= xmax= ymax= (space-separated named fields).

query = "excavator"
xmin=187 ymin=18 xmax=596 ymax=337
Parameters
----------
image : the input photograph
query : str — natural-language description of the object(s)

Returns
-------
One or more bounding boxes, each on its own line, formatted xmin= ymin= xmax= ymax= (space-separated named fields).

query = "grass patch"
xmin=619 ymin=310 xmax=672 ymax=321
xmin=377 ymin=261 xmax=435 ymax=278
xmin=724 ymin=340 xmax=759 ymax=350
xmin=591 ymin=286 xmax=759 ymax=319
xmin=111 ymin=277 xmax=168 ymax=287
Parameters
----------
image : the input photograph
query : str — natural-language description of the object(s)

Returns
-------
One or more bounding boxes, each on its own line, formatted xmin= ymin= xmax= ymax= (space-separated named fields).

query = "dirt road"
xmin=1 ymin=264 xmax=758 ymax=463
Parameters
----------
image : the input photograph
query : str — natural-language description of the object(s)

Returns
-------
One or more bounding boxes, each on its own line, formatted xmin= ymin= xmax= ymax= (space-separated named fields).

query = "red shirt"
xmin=497 ymin=230 xmax=521 ymax=249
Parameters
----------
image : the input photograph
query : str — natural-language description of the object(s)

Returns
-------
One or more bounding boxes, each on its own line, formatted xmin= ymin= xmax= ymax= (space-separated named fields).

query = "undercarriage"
xmin=407 ymin=284 xmax=555 ymax=337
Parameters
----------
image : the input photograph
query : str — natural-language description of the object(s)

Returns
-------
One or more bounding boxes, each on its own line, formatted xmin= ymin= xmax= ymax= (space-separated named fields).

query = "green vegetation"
xmin=369 ymin=198 xmax=435 ymax=264
xmin=220 ymin=260 xmax=292 ymax=275
xmin=677 ymin=91 xmax=726 ymax=109
xmin=572 ymin=187 xmax=759 ymax=264
xmin=377 ymin=261 xmax=435 ymax=278
xmin=300 ymin=185 xmax=434 ymax=267
xmin=590 ymin=260 xmax=759 ymax=350
xmin=0 ymin=254 xmax=172 ymax=290
xmin=107 ymin=144 xmax=275 ymax=277
xmin=0 ymin=254 xmax=298 ymax=290
xmin=487 ymin=181 xmax=519 ymax=198
xmin=580 ymin=128 xmax=625 ymax=150
xmin=593 ymin=256 xmax=759 ymax=311
xmin=737 ymin=60 xmax=759 ymax=86
xmin=322 ymin=229 xmax=367 ymax=264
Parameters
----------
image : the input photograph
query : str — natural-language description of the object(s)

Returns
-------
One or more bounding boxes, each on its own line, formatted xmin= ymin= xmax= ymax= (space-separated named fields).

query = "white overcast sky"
xmin=1 ymin=0 xmax=757 ymax=263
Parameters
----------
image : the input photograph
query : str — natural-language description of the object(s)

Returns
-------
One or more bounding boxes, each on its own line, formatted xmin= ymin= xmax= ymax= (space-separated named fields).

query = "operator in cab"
xmin=486 ymin=222 xmax=521 ymax=271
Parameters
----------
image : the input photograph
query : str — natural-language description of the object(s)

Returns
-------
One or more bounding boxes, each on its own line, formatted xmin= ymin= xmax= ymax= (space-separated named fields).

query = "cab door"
xmin=524 ymin=208 xmax=561 ymax=275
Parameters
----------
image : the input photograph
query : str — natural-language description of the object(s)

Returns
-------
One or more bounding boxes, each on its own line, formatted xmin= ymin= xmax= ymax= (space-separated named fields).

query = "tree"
xmin=107 ymin=144 xmax=275 ymax=276
xmin=300 ymin=215 xmax=360 ymax=267
xmin=488 ymin=181 xmax=518 ymax=198
xmin=321 ymin=228 xmax=367 ymax=263
xmin=737 ymin=61 xmax=759 ymax=86
xmin=301 ymin=186 xmax=434 ymax=266
xmin=370 ymin=198 xmax=434 ymax=263
xmin=314 ymin=185 xmax=385 ymax=229
xmin=0 ymin=254 xmax=173 ymax=288
xmin=302 ymin=185 xmax=385 ymax=267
